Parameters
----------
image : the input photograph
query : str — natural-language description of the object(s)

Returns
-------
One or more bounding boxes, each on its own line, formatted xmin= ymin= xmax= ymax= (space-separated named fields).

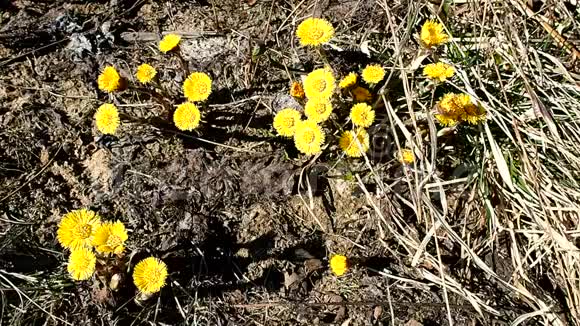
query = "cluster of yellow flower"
xmin=56 ymin=209 xmax=167 ymax=295
xmin=93 ymin=34 xmax=213 ymax=136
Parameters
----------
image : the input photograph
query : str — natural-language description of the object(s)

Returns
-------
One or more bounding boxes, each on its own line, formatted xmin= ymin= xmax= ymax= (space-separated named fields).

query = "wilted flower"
xmin=159 ymin=34 xmax=181 ymax=53
xmin=290 ymin=81 xmax=305 ymax=99
xmin=398 ymin=148 xmax=415 ymax=164
xmin=420 ymin=20 xmax=449 ymax=48
xmin=57 ymin=209 xmax=101 ymax=250
xmin=330 ymin=254 xmax=348 ymax=276
xmin=361 ymin=64 xmax=385 ymax=84
xmin=173 ymin=102 xmax=201 ymax=131
xmin=273 ymin=108 xmax=302 ymax=137
xmin=423 ymin=62 xmax=455 ymax=82
xmin=294 ymin=120 xmax=325 ymax=155
xmin=98 ymin=66 xmax=121 ymax=93
xmin=304 ymin=98 xmax=333 ymax=123
xmin=135 ymin=63 xmax=157 ymax=84
xmin=339 ymin=72 xmax=357 ymax=89
xmin=183 ymin=72 xmax=212 ymax=102
xmin=339 ymin=129 xmax=369 ymax=158
xmin=351 ymin=86 xmax=372 ymax=102
xmin=92 ymin=221 xmax=128 ymax=255
xmin=304 ymin=68 xmax=336 ymax=100
xmin=350 ymin=103 xmax=375 ymax=128
xmin=296 ymin=17 xmax=334 ymax=46
xmin=68 ymin=247 xmax=96 ymax=281
xmin=94 ymin=103 xmax=120 ymax=135
xmin=133 ymin=257 xmax=168 ymax=294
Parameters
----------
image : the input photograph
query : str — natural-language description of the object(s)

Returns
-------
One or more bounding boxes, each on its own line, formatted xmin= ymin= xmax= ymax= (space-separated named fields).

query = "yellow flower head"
xmin=296 ymin=17 xmax=334 ymax=46
xmin=339 ymin=129 xmax=369 ymax=158
xmin=98 ymin=66 xmax=121 ymax=93
xmin=92 ymin=221 xmax=128 ymax=255
xmin=339 ymin=72 xmax=357 ymax=89
xmin=459 ymin=95 xmax=487 ymax=124
xmin=397 ymin=148 xmax=415 ymax=164
xmin=173 ymin=102 xmax=201 ymax=131
xmin=159 ymin=34 xmax=181 ymax=53
xmin=361 ymin=64 xmax=385 ymax=84
xmin=304 ymin=68 xmax=335 ymax=100
xmin=423 ymin=62 xmax=455 ymax=82
xmin=351 ymin=86 xmax=372 ymax=102
xmin=350 ymin=103 xmax=375 ymax=128
xmin=67 ymin=247 xmax=96 ymax=281
xmin=95 ymin=103 xmax=120 ymax=135
xmin=57 ymin=209 xmax=101 ymax=250
xmin=133 ymin=257 xmax=168 ymax=294
xmin=273 ymin=108 xmax=302 ymax=137
xmin=420 ymin=20 xmax=449 ymax=48
xmin=136 ymin=63 xmax=157 ymax=84
xmin=330 ymin=254 xmax=348 ymax=276
xmin=183 ymin=72 xmax=212 ymax=102
xmin=435 ymin=93 xmax=464 ymax=126
xmin=290 ymin=81 xmax=305 ymax=99
xmin=294 ymin=120 xmax=325 ymax=155
xmin=304 ymin=98 xmax=333 ymax=123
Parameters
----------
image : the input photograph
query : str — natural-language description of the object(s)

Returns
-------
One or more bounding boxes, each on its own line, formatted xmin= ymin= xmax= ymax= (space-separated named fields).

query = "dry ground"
xmin=1 ymin=0 xmax=580 ymax=325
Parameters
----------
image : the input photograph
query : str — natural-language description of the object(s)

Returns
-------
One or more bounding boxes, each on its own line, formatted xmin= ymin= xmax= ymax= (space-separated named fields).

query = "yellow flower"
xmin=304 ymin=98 xmax=333 ymax=123
xmin=294 ymin=120 xmax=325 ymax=155
xmin=303 ymin=68 xmax=335 ymax=100
xmin=435 ymin=93 xmax=464 ymax=126
xmin=159 ymin=34 xmax=181 ymax=53
xmin=361 ymin=64 xmax=385 ymax=84
xmin=290 ymin=81 xmax=305 ymax=98
xmin=133 ymin=257 xmax=168 ymax=294
xmin=339 ymin=129 xmax=369 ymax=158
xmin=457 ymin=94 xmax=486 ymax=124
xmin=173 ymin=102 xmax=201 ymax=131
xmin=92 ymin=221 xmax=128 ymax=255
xmin=273 ymin=108 xmax=302 ymax=137
xmin=351 ymin=86 xmax=372 ymax=102
xmin=67 ymin=247 xmax=96 ymax=281
xmin=339 ymin=72 xmax=357 ymax=89
xmin=397 ymin=148 xmax=415 ymax=164
xmin=330 ymin=254 xmax=348 ymax=276
xmin=94 ymin=103 xmax=120 ymax=135
xmin=420 ymin=20 xmax=449 ymax=48
xmin=423 ymin=62 xmax=455 ymax=82
xmin=57 ymin=209 xmax=101 ymax=250
xmin=98 ymin=66 xmax=121 ymax=93
xmin=296 ymin=17 xmax=334 ymax=46
xmin=350 ymin=103 xmax=375 ymax=128
xmin=135 ymin=63 xmax=157 ymax=84
xmin=183 ymin=72 xmax=212 ymax=102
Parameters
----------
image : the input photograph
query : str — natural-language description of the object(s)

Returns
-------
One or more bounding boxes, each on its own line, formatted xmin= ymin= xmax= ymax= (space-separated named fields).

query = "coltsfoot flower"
xmin=294 ymin=120 xmax=325 ymax=155
xmin=173 ymin=102 xmax=201 ymax=131
xmin=98 ymin=66 xmax=121 ymax=93
xmin=296 ymin=17 xmax=334 ymax=46
xmin=273 ymin=108 xmax=302 ymax=137
xmin=92 ymin=221 xmax=128 ymax=255
xmin=350 ymin=103 xmax=375 ymax=128
xmin=423 ymin=62 xmax=455 ymax=82
xmin=304 ymin=98 xmax=333 ymax=123
xmin=398 ymin=148 xmax=415 ymax=164
xmin=304 ymin=68 xmax=335 ymax=100
xmin=68 ymin=247 xmax=96 ymax=281
xmin=351 ymin=86 xmax=372 ymax=102
xmin=57 ymin=209 xmax=101 ymax=250
xmin=420 ymin=20 xmax=449 ymax=48
xmin=183 ymin=72 xmax=212 ymax=102
xmin=95 ymin=103 xmax=120 ymax=135
xmin=361 ymin=64 xmax=385 ymax=84
xmin=330 ymin=254 xmax=348 ymax=276
xmin=136 ymin=63 xmax=157 ymax=84
xmin=159 ymin=34 xmax=181 ymax=53
xmin=339 ymin=72 xmax=357 ymax=89
xmin=339 ymin=129 xmax=369 ymax=158
xmin=133 ymin=257 xmax=168 ymax=294
xmin=290 ymin=81 xmax=305 ymax=98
